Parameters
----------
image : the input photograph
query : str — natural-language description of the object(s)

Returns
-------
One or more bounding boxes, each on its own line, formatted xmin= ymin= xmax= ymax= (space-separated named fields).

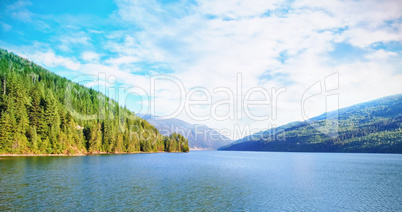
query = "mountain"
xmin=219 ymin=94 xmax=402 ymax=153
xmin=141 ymin=114 xmax=232 ymax=150
xmin=0 ymin=49 xmax=188 ymax=154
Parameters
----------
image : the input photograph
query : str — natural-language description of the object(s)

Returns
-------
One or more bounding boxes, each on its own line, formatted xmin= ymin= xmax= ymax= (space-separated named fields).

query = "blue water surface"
xmin=1 ymin=151 xmax=401 ymax=211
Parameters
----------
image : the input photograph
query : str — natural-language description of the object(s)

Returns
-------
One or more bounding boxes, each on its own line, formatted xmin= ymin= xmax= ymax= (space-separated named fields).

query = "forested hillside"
xmin=0 ymin=49 xmax=189 ymax=154
xmin=220 ymin=94 xmax=402 ymax=153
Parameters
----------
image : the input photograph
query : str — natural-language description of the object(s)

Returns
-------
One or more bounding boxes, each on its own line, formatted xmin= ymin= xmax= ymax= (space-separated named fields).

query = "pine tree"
xmin=87 ymin=123 xmax=102 ymax=153
xmin=115 ymin=133 xmax=124 ymax=153
xmin=0 ymin=112 xmax=13 ymax=153
xmin=29 ymin=88 xmax=43 ymax=127
xmin=26 ymin=126 xmax=39 ymax=153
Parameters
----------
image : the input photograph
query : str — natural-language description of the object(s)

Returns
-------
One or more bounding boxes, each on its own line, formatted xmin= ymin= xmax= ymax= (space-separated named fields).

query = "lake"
xmin=1 ymin=151 xmax=401 ymax=211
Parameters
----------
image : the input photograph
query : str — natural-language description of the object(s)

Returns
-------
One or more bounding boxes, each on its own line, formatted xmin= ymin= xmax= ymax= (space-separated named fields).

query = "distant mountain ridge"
xmin=141 ymin=114 xmax=233 ymax=150
xmin=219 ymin=94 xmax=402 ymax=153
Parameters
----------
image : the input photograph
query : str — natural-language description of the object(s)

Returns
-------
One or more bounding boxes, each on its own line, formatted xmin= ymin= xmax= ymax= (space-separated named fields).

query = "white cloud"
xmin=29 ymin=50 xmax=81 ymax=71
xmin=105 ymin=55 xmax=140 ymax=66
xmin=197 ymin=0 xmax=282 ymax=19
xmin=81 ymin=51 xmax=101 ymax=62
xmin=6 ymin=0 xmax=50 ymax=31
xmin=7 ymin=0 xmax=33 ymax=22
xmin=57 ymin=32 xmax=90 ymax=52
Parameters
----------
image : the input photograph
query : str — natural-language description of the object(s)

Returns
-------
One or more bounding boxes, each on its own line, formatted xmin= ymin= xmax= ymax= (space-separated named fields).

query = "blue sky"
xmin=1 ymin=0 xmax=402 ymax=139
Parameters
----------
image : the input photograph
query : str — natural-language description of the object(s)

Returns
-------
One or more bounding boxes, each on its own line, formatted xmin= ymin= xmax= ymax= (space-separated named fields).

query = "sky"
xmin=1 ymin=0 xmax=402 ymax=140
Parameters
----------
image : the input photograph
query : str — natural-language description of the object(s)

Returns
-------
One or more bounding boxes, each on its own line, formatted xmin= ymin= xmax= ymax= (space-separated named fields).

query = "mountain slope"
xmin=219 ymin=94 xmax=402 ymax=153
xmin=141 ymin=115 xmax=232 ymax=150
xmin=0 ymin=49 xmax=188 ymax=154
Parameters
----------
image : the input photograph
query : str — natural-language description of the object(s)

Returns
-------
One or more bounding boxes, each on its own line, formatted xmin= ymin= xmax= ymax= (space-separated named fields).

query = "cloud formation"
xmin=1 ymin=0 xmax=401 ymax=139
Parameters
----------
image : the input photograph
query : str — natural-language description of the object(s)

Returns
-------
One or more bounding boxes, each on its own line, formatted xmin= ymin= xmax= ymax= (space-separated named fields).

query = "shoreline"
xmin=0 ymin=151 xmax=187 ymax=157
